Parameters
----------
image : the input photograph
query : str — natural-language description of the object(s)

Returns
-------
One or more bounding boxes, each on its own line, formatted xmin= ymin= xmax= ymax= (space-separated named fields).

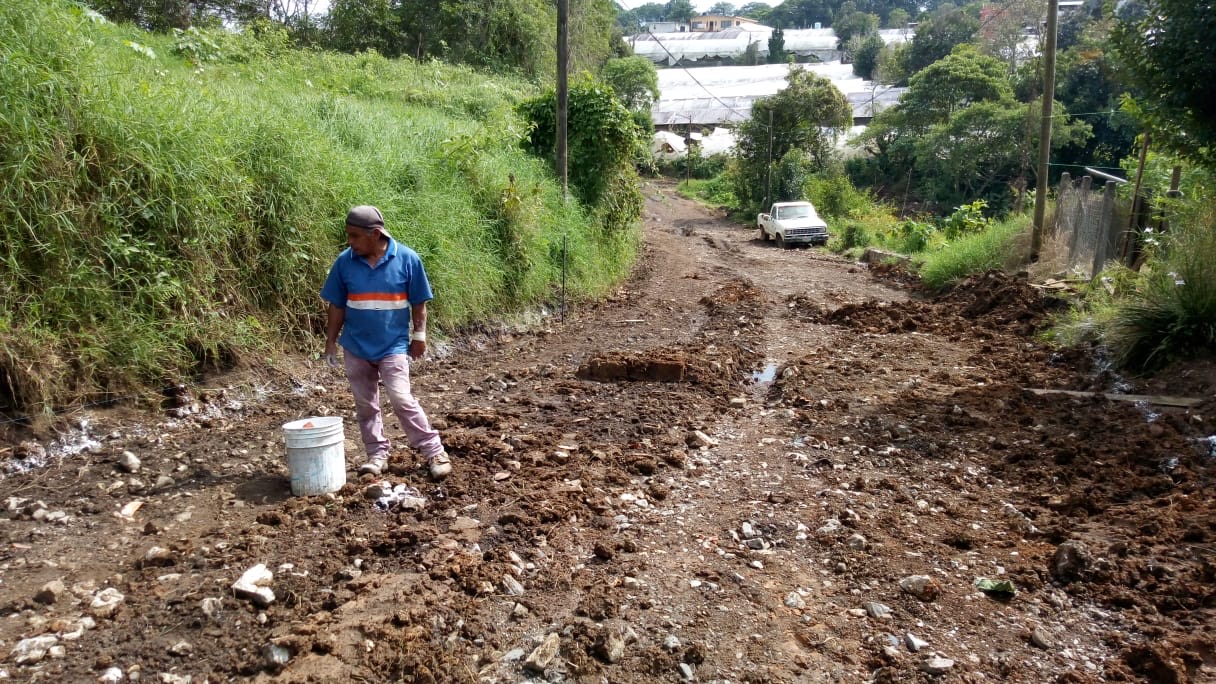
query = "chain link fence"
xmin=1049 ymin=172 xmax=1126 ymax=278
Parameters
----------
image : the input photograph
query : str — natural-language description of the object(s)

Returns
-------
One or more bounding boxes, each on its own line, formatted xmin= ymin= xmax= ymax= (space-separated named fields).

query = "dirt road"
xmin=2 ymin=180 xmax=1214 ymax=683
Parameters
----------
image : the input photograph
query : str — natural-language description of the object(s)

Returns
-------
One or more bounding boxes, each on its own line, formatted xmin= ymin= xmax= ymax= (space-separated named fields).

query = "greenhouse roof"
xmin=630 ymin=27 xmax=841 ymax=65
xmin=652 ymin=62 xmax=906 ymax=127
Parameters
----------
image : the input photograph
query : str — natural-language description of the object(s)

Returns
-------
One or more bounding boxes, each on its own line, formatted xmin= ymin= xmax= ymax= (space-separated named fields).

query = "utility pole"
xmin=685 ymin=116 xmax=692 ymax=188
xmin=1029 ymin=0 xmax=1058 ymax=262
xmin=557 ymin=0 xmax=569 ymax=199
xmin=765 ymin=108 xmax=773 ymax=207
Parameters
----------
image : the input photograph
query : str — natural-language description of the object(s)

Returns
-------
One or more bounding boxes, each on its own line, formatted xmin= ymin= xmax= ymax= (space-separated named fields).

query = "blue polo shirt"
xmin=320 ymin=238 xmax=434 ymax=362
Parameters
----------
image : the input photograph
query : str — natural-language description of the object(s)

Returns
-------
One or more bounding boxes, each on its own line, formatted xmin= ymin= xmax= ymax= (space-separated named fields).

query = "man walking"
xmin=321 ymin=205 xmax=451 ymax=480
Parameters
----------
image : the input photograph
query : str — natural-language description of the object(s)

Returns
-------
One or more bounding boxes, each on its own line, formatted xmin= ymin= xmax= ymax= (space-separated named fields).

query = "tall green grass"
xmin=1107 ymin=208 xmax=1216 ymax=369
xmin=918 ymin=216 xmax=1030 ymax=290
xmin=0 ymin=0 xmax=637 ymax=414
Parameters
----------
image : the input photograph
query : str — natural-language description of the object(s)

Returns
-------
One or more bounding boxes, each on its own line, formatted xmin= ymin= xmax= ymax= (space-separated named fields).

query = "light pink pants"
xmin=343 ymin=352 xmax=444 ymax=460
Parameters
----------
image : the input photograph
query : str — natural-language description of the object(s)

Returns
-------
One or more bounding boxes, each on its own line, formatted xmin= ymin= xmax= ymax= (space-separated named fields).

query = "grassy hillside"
xmin=0 ymin=1 xmax=638 ymax=415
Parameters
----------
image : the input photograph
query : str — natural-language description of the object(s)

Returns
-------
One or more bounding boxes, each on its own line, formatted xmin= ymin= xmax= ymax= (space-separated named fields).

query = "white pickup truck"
xmin=757 ymin=201 xmax=829 ymax=248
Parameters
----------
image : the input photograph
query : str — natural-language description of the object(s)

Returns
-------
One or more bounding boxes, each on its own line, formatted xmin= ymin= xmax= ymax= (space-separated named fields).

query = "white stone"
xmin=232 ymin=564 xmax=275 ymax=607
xmin=118 ymin=451 xmax=141 ymax=474
xmin=98 ymin=666 xmax=125 ymax=683
xmin=10 ymin=635 xmax=59 ymax=665
xmin=90 ymin=588 xmax=126 ymax=618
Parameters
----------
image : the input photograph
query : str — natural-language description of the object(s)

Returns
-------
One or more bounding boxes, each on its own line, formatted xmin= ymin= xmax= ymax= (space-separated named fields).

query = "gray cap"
xmin=345 ymin=205 xmax=391 ymax=237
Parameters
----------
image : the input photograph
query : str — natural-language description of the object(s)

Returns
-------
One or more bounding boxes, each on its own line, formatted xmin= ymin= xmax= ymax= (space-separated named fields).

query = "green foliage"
xmin=858 ymin=47 xmax=1090 ymax=213
xmin=517 ymin=77 xmax=643 ymax=232
xmin=600 ymin=56 xmax=660 ymax=111
xmin=941 ymin=200 xmax=992 ymax=240
xmin=666 ymin=0 xmax=696 ymax=23
xmin=919 ymin=215 xmax=1030 ymax=290
xmin=684 ymin=173 xmax=738 ymax=207
xmin=884 ymin=219 xmax=939 ymax=254
xmin=851 ymin=33 xmax=884 ymax=80
xmin=732 ymin=66 xmax=851 ymax=212
xmin=321 ymin=0 xmax=617 ymax=80
xmin=767 ymin=26 xmax=786 ymax=63
xmin=901 ymin=7 xmax=980 ymax=77
xmin=804 ymin=173 xmax=871 ymax=221
xmin=0 ymin=0 xmax=634 ymax=414
xmin=1111 ymin=0 xmax=1216 ymax=170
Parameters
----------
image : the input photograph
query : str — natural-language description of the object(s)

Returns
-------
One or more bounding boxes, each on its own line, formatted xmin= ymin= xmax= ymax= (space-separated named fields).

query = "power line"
xmin=646 ymin=28 xmax=771 ymax=129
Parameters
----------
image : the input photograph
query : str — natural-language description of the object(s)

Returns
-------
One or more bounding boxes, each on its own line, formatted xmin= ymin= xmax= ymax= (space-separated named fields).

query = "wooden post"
xmin=1030 ymin=0 xmax=1059 ymax=262
xmin=1119 ymin=133 xmax=1150 ymax=262
xmin=1092 ymin=180 xmax=1118 ymax=278
xmin=556 ymin=0 xmax=569 ymax=199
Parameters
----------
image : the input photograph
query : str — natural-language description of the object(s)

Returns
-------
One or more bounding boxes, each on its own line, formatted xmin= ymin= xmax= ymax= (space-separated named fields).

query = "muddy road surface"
xmin=3 ymin=180 xmax=1215 ymax=683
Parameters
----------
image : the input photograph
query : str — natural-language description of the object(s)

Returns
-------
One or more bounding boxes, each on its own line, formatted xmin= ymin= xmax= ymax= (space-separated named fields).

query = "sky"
xmin=616 ymin=0 xmax=782 ymax=11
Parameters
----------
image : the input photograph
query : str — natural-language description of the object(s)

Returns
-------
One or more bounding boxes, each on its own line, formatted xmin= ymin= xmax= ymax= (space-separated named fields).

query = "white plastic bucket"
xmin=282 ymin=416 xmax=346 ymax=496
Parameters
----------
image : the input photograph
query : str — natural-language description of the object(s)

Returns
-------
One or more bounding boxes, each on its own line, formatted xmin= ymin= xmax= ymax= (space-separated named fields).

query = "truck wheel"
xmin=776 ymin=234 xmax=788 ymax=249
xmin=758 ymin=226 xmax=768 ymax=242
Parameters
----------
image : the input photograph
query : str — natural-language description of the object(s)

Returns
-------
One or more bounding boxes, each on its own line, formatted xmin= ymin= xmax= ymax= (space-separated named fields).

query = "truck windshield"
xmin=778 ymin=205 xmax=811 ymax=219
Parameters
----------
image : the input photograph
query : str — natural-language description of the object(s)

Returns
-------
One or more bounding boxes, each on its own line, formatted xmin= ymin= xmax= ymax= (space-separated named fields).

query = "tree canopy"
xmin=732 ymin=67 xmax=851 ymax=211
xmin=1111 ymin=0 xmax=1216 ymax=169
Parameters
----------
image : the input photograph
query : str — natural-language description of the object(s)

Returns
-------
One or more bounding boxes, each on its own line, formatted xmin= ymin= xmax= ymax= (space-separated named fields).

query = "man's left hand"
xmin=408 ymin=340 xmax=426 ymax=359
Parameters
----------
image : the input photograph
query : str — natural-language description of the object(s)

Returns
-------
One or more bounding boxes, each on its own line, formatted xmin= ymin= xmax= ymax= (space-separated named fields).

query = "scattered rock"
xmin=201 ymin=597 xmax=223 ymax=622
xmin=1052 ymin=541 xmax=1091 ymax=583
xmin=921 ymin=656 xmax=954 ymax=675
xmin=864 ymin=602 xmax=891 ymax=619
xmin=502 ymin=574 xmax=525 ymax=596
xmin=232 ymin=564 xmax=275 ymax=607
xmin=1030 ymin=625 xmax=1054 ymax=650
xmin=117 ymin=451 xmax=141 ymax=473
xmin=524 ymin=633 xmax=561 ymax=672
xmin=899 ymin=575 xmax=941 ymax=601
xmin=905 ymin=633 xmax=929 ymax=652
xmin=10 ymin=635 xmax=59 ymax=665
xmin=34 ymin=579 xmax=66 ymax=605
xmin=90 ymin=588 xmax=126 ymax=618
xmin=263 ymin=643 xmax=292 ymax=667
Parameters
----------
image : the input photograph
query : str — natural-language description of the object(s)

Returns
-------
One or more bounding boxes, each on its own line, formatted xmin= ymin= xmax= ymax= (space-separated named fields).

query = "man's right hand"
xmin=324 ymin=353 xmax=339 ymax=368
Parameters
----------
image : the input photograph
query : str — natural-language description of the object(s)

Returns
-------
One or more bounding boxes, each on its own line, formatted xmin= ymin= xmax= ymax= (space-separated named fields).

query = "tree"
xmin=1111 ymin=0 xmax=1216 ymax=169
xmin=633 ymin=2 xmax=667 ymax=23
xmin=851 ymin=33 xmax=884 ymax=79
xmin=737 ymin=2 xmax=772 ymax=22
xmin=978 ymin=0 xmax=1043 ymax=74
xmin=707 ymin=2 xmax=737 ymax=16
xmin=518 ymin=77 xmax=642 ymax=229
xmin=886 ymin=8 xmax=909 ymax=29
xmin=858 ymin=46 xmax=1090 ymax=212
xmin=902 ymin=7 xmax=979 ymax=76
xmin=835 ymin=10 xmax=879 ymax=47
xmin=665 ymin=0 xmax=695 ymax=24
xmin=601 ymin=56 xmax=659 ymax=111
xmin=732 ymin=67 xmax=852 ymax=211
xmin=767 ymin=26 xmax=785 ymax=63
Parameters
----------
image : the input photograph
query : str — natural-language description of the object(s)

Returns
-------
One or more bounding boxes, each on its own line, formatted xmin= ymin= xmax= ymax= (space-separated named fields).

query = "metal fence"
xmin=1052 ymin=172 xmax=1123 ymax=278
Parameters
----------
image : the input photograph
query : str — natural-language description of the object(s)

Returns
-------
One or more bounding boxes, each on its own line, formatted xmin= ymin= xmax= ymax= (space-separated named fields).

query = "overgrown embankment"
xmin=0 ymin=0 xmax=638 ymax=416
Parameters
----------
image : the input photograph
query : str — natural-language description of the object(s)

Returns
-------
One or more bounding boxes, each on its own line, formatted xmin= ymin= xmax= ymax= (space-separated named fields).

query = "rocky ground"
xmin=2 ymin=180 xmax=1214 ymax=683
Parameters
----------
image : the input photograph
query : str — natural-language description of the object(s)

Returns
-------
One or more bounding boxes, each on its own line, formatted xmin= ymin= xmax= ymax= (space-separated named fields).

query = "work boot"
xmin=358 ymin=454 xmax=388 ymax=476
xmin=428 ymin=451 xmax=452 ymax=480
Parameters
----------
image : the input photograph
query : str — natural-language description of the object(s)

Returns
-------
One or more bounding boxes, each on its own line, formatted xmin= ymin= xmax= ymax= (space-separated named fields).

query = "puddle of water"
xmin=751 ymin=362 xmax=778 ymax=383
